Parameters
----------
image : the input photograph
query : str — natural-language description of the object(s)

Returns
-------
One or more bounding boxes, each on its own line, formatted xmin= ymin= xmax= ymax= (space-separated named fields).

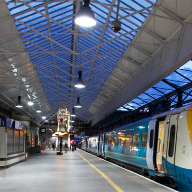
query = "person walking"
xmin=74 ymin=142 xmax=77 ymax=150
xmin=64 ymin=142 xmax=68 ymax=153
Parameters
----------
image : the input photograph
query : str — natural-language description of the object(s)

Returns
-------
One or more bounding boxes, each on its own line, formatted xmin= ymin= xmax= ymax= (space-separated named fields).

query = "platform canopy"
xmin=0 ymin=0 xmax=192 ymax=126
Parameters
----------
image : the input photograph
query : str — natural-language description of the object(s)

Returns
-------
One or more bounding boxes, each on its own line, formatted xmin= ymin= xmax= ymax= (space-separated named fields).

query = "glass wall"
xmin=14 ymin=130 xmax=20 ymax=153
xmin=20 ymin=131 xmax=24 ymax=152
xmin=7 ymin=129 xmax=25 ymax=155
xmin=7 ymin=128 xmax=14 ymax=155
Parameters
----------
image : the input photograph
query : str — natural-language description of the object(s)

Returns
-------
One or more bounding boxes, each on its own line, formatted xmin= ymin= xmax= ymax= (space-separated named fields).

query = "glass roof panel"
xmin=138 ymin=93 xmax=154 ymax=102
xmin=7 ymin=0 xmax=157 ymax=110
xmin=154 ymin=81 xmax=175 ymax=94
xmin=132 ymin=98 xmax=145 ymax=106
xmin=165 ymin=72 xmax=190 ymax=86
xmin=124 ymin=102 xmax=140 ymax=110
xmin=145 ymin=87 xmax=164 ymax=99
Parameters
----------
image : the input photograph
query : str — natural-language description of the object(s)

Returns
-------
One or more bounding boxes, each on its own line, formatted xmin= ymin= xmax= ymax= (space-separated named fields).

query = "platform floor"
xmin=0 ymin=149 xmax=176 ymax=192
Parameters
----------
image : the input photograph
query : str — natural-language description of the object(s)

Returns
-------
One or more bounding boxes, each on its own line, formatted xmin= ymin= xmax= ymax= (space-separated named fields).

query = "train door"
xmin=98 ymin=134 xmax=104 ymax=156
xmin=86 ymin=138 xmax=88 ymax=151
xmin=103 ymin=133 xmax=106 ymax=157
xmin=166 ymin=114 xmax=179 ymax=177
xmin=147 ymin=117 xmax=166 ymax=171
xmin=156 ymin=120 xmax=165 ymax=172
xmin=98 ymin=135 xmax=100 ymax=155
xmin=146 ymin=119 xmax=157 ymax=170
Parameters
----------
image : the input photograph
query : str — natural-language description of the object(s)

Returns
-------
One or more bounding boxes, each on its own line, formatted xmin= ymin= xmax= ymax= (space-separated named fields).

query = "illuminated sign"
xmin=55 ymin=131 xmax=68 ymax=136
xmin=40 ymin=128 xmax=46 ymax=134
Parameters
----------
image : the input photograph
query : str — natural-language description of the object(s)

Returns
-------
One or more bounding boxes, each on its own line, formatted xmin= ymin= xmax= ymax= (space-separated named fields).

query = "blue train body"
xmin=81 ymin=105 xmax=192 ymax=191
xmin=104 ymin=120 xmax=149 ymax=170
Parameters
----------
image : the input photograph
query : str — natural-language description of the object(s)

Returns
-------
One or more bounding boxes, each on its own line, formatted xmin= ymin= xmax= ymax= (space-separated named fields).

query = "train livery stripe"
xmin=186 ymin=106 xmax=192 ymax=145
xmin=106 ymin=151 xmax=146 ymax=160
xmin=76 ymin=151 xmax=124 ymax=192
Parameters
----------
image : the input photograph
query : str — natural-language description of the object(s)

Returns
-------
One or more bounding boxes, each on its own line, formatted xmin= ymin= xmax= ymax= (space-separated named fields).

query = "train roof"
xmin=150 ymin=105 xmax=192 ymax=120
xmin=87 ymin=105 xmax=192 ymax=137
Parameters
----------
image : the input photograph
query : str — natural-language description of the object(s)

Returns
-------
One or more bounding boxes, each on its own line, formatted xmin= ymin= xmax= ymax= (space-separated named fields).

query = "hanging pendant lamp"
xmin=71 ymin=118 xmax=75 ymax=123
xmin=75 ymin=0 xmax=96 ymax=27
xmin=74 ymin=96 xmax=82 ymax=108
xmin=36 ymin=109 xmax=41 ymax=113
xmin=75 ymin=71 xmax=85 ymax=88
xmin=71 ymin=108 xmax=76 ymax=117
xmin=15 ymin=96 xmax=23 ymax=108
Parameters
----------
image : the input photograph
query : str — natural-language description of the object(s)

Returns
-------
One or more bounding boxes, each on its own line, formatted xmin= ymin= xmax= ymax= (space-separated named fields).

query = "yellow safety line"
xmin=106 ymin=151 xmax=146 ymax=160
xmin=76 ymin=151 xmax=124 ymax=192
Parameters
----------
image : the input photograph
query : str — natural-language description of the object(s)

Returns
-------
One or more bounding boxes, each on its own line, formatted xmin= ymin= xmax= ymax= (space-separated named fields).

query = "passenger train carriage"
xmin=81 ymin=105 xmax=192 ymax=192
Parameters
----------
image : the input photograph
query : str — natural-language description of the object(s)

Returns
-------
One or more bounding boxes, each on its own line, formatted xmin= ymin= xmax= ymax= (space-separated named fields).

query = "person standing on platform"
xmin=64 ymin=142 xmax=68 ymax=153
xmin=60 ymin=140 xmax=63 ymax=152
xmin=71 ymin=142 xmax=74 ymax=152
xmin=52 ymin=143 xmax=55 ymax=151
xmin=74 ymin=142 xmax=77 ymax=150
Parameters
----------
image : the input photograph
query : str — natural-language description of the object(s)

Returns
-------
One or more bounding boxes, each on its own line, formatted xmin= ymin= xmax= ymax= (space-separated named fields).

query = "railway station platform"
xmin=0 ymin=149 xmax=177 ymax=192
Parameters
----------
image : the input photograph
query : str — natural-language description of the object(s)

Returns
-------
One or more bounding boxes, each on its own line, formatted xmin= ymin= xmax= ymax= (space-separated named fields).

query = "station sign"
xmin=0 ymin=117 xmax=14 ymax=128
xmin=0 ymin=117 xmax=27 ymax=130
xmin=15 ymin=121 xmax=27 ymax=130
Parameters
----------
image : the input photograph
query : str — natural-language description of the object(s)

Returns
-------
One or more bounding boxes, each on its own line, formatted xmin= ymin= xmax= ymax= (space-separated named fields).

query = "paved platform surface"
xmin=0 ymin=149 xmax=176 ymax=192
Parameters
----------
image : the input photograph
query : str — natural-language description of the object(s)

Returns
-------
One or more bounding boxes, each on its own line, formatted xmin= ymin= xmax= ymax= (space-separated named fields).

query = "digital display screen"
xmin=40 ymin=128 xmax=46 ymax=133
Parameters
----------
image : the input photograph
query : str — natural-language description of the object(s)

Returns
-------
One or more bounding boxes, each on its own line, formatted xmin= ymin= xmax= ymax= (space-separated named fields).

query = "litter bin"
xmin=29 ymin=147 xmax=36 ymax=154
xmin=36 ymin=146 xmax=41 ymax=153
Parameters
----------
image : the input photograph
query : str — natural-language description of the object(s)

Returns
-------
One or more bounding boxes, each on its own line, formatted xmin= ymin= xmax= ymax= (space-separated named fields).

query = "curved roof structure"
xmin=0 ymin=0 xmax=192 ymax=127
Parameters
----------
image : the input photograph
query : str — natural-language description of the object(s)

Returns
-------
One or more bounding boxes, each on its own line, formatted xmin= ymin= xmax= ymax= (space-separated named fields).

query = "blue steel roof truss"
xmin=120 ymin=61 xmax=192 ymax=111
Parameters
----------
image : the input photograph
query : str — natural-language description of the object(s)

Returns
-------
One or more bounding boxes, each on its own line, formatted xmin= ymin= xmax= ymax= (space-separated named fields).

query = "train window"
xmin=149 ymin=130 xmax=154 ymax=148
xmin=168 ymin=125 xmax=176 ymax=157
xmin=133 ymin=133 xmax=140 ymax=147
xmin=141 ymin=132 xmax=147 ymax=147
xmin=124 ymin=135 xmax=132 ymax=147
xmin=115 ymin=137 xmax=119 ymax=146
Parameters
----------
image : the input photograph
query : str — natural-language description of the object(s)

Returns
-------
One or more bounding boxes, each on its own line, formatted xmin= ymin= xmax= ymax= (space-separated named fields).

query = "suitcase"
xmin=72 ymin=147 xmax=74 ymax=151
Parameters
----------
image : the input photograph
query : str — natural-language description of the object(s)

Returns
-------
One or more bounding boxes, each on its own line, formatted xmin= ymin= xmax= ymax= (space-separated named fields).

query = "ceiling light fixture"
xmin=42 ymin=116 xmax=46 ymax=120
xmin=71 ymin=118 xmax=75 ymax=123
xmin=74 ymin=96 xmax=82 ymax=108
xmin=36 ymin=109 xmax=41 ymax=113
xmin=15 ymin=96 xmax=23 ymax=108
xmin=28 ymin=101 xmax=34 ymax=106
xmin=71 ymin=108 xmax=76 ymax=117
xmin=75 ymin=0 xmax=96 ymax=27
xmin=74 ymin=71 xmax=85 ymax=88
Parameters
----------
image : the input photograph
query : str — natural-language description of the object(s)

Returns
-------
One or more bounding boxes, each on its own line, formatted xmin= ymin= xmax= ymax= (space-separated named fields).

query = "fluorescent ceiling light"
xmin=74 ymin=96 xmax=82 ymax=108
xmin=75 ymin=1 xmax=96 ymax=27
xmin=28 ymin=101 xmax=34 ymax=106
xmin=71 ymin=108 xmax=76 ymax=117
xmin=15 ymin=96 xmax=23 ymax=108
xmin=74 ymin=71 xmax=85 ymax=89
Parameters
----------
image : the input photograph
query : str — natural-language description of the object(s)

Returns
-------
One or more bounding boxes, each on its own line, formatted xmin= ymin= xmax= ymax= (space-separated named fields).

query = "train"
xmin=81 ymin=105 xmax=192 ymax=192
